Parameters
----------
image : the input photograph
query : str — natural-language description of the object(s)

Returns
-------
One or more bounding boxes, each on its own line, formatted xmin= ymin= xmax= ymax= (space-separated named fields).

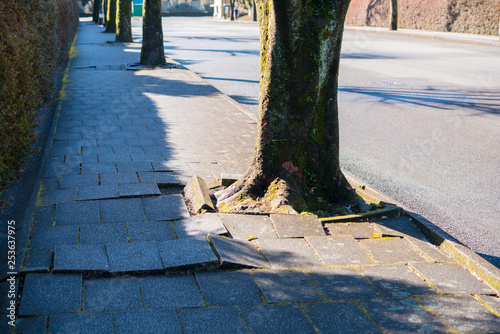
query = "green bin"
xmin=132 ymin=0 xmax=143 ymax=16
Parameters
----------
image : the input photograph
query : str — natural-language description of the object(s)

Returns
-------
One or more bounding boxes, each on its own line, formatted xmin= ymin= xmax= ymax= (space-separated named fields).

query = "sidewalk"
xmin=3 ymin=18 xmax=500 ymax=333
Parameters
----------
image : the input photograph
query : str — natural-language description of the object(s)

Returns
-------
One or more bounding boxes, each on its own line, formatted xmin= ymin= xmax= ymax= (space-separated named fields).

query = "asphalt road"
xmin=160 ymin=17 xmax=500 ymax=267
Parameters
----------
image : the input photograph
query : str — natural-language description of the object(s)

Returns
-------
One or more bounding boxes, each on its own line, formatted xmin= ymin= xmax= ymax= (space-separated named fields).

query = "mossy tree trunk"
xmin=115 ymin=0 xmax=133 ymax=42
xmin=140 ymin=0 xmax=166 ymax=66
xmin=105 ymin=0 xmax=117 ymax=33
xmin=390 ymin=0 xmax=397 ymax=31
xmin=92 ymin=0 xmax=102 ymax=23
xmin=217 ymin=0 xmax=352 ymax=214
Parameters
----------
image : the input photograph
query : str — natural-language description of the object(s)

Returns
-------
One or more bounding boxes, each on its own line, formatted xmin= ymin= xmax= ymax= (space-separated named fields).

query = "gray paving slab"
xmin=55 ymin=200 xmax=100 ymax=226
xmin=478 ymin=295 xmax=500 ymax=315
xmin=99 ymin=198 xmax=145 ymax=223
xmin=106 ymin=242 xmax=163 ymax=273
xmin=54 ymin=244 xmax=109 ymax=272
xmin=82 ymin=277 xmax=142 ymax=312
xmin=239 ymin=304 xmax=316 ymax=334
xmin=418 ymin=295 xmax=500 ymax=333
xmin=19 ymin=274 xmax=82 ymax=315
xmin=358 ymin=264 xmax=436 ymax=298
xmin=80 ymin=223 xmax=129 ymax=244
xmin=270 ymin=214 xmax=325 ymax=238
xmin=114 ymin=310 xmax=182 ymax=334
xmin=29 ymin=226 xmax=78 ymax=251
xmin=22 ymin=252 xmax=53 ymax=272
xmin=151 ymin=160 xmax=188 ymax=172
xmin=140 ymin=275 xmax=205 ymax=309
xmin=411 ymin=262 xmax=494 ymax=294
xmin=257 ymin=238 xmax=323 ymax=268
xmin=78 ymin=184 xmax=119 ymax=200
xmin=80 ymin=162 xmax=117 ymax=174
xmin=138 ymin=171 xmax=179 ymax=185
xmin=302 ymin=302 xmax=383 ymax=334
xmin=157 ymin=238 xmax=218 ymax=271
xmin=36 ymin=189 xmax=77 ymax=206
xmin=41 ymin=177 xmax=61 ymax=192
xmin=252 ymin=269 xmax=324 ymax=303
xmin=372 ymin=217 xmax=426 ymax=239
xmin=195 ymin=270 xmax=263 ymax=306
xmin=178 ymin=306 xmax=249 ymax=334
xmin=127 ymin=221 xmax=176 ymax=242
xmin=49 ymin=312 xmax=114 ymax=334
xmin=116 ymin=161 xmax=154 ymax=172
xmin=360 ymin=298 xmax=449 ymax=333
xmin=32 ymin=205 xmax=55 ymax=227
xmin=118 ymin=182 xmax=161 ymax=197
xmin=404 ymin=236 xmax=452 ymax=263
xmin=142 ymin=195 xmax=190 ymax=221
xmin=174 ymin=214 xmax=227 ymax=238
xmin=306 ymin=267 xmax=381 ymax=301
xmin=220 ymin=214 xmax=277 ymax=240
xmin=60 ymin=174 xmax=98 ymax=190
xmin=15 ymin=316 xmax=47 ymax=334
xmin=360 ymin=238 xmax=426 ymax=264
xmin=327 ymin=222 xmax=376 ymax=239
xmin=100 ymin=172 xmax=139 ymax=185
xmin=209 ymin=235 xmax=270 ymax=269
xmin=305 ymin=236 xmax=375 ymax=266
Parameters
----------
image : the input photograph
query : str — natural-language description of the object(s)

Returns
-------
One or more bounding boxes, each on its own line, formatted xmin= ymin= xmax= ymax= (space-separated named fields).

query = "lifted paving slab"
xmin=174 ymin=214 xmax=227 ymax=238
xmin=220 ymin=214 xmax=277 ymax=240
xmin=157 ymin=238 xmax=218 ymax=271
xmin=257 ymin=238 xmax=323 ymax=268
xmin=270 ymin=214 xmax=325 ymax=238
xmin=360 ymin=237 xmax=426 ymax=264
xmin=106 ymin=242 xmax=163 ymax=273
xmin=209 ymin=234 xmax=270 ymax=269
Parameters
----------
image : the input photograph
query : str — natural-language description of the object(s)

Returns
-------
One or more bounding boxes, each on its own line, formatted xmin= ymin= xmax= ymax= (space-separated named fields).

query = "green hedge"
xmin=0 ymin=0 xmax=79 ymax=198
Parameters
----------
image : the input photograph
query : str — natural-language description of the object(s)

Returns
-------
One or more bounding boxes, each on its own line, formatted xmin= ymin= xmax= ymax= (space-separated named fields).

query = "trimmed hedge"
xmin=0 ymin=0 xmax=79 ymax=197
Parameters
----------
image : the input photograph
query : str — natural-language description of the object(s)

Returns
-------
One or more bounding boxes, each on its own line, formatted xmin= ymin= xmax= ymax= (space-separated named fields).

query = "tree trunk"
xmin=140 ymin=0 xmax=166 ymax=66
xmin=103 ymin=0 xmax=107 ymax=25
xmin=229 ymin=0 xmax=235 ymax=20
xmin=390 ymin=0 xmax=397 ymax=31
xmin=115 ymin=0 xmax=133 ymax=42
xmin=217 ymin=0 xmax=353 ymax=214
xmin=105 ymin=0 xmax=117 ymax=33
xmin=92 ymin=0 xmax=102 ymax=23
xmin=251 ymin=0 xmax=257 ymax=22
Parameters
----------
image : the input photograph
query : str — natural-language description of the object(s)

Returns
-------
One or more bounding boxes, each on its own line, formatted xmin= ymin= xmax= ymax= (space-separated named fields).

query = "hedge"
xmin=0 ymin=0 xmax=79 ymax=199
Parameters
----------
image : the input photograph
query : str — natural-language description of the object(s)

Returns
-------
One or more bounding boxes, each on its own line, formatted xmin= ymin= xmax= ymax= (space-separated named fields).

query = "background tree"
xmin=92 ymin=0 xmax=102 ymax=23
xmin=105 ymin=0 xmax=117 ymax=33
xmin=103 ymin=0 xmax=108 ymax=25
xmin=390 ymin=0 xmax=397 ymax=30
xmin=140 ymin=0 xmax=166 ymax=66
xmin=217 ymin=0 xmax=353 ymax=214
xmin=115 ymin=0 xmax=133 ymax=42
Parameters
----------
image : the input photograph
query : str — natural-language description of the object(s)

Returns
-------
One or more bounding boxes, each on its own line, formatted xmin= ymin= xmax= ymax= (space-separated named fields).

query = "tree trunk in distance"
xmin=103 ymin=0 xmax=107 ymax=25
xmin=93 ymin=0 xmax=102 ymax=23
xmin=229 ymin=0 xmax=235 ymax=20
xmin=115 ymin=0 xmax=133 ymax=42
xmin=140 ymin=0 xmax=166 ymax=66
xmin=390 ymin=0 xmax=398 ymax=30
xmin=216 ymin=0 xmax=353 ymax=214
xmin=251 ymin=0 xmax=257 ymax=21
xmin=105 ymin=0 xmax=117 ymax=33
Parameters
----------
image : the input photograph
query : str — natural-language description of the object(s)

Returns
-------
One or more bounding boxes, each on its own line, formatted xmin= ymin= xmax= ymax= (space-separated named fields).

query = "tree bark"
xmin=390 ymin=0 xmax=397 ymax=31
xmin=140 ymin=0 xmax=166 ymax=66
xmin=251 ymin=0 xmax=257 ymax=22
xmin=92 ymin=0 xmax=102 ymax=23
xmin=103 ymin=0 xmax=107 ymax=25
xmin=217 ymin=0 xmax=353 ymax=214
xmin=105 ymin=0 xmax=117 ymax=33
xmin=115 ymin=0 xmax=133 ymax=42
xmin=229 ymin=0 xmax=235 ymax=20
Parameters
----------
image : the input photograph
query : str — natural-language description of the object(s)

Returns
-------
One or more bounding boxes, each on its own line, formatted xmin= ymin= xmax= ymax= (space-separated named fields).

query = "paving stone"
xmin=32 ymin=205 xmax=55 ymax=227
xmin=66 ymin=154 xmax=99 ymax=164
xmin=36 ymin=189 xmax=77 ymax=206
xmin=116 ymin=161 xmax=154 ymax=172
xmin=151 ymin=160 xmax=188 ymax=172
xmin=174 ymin=214 xmax=227 ymax=238
xmin=30 ymin=226 xmax=78 ymax=251
xmin=80 ymin=162 xmax=117 ymax=174
xmin=19 ymin=274 xmax=82 ymax=315
xmin=78 ymin=184 xmax=119 ymax=201
xmin=360 ymin=238 xmax=426 ymax=264
xmin=100 ymin=172 xmax=139 ymax=185
xmin=142 ymin=195 xmax=190 ymax=221
xmin=306 ymin=267 xmax=381 ymax=301
xmin=303 ymin=302 xmax=383 ymax=334
xmin=106 ymin=242 xmax=163 ymax=273
xmin=82 ymin=277 xmax=142 ymax=312
xmin=22 ymin=252 xmax=53 ymax=272
xmin=49 ymin=312 xmax=114 ymax=334
xmin=270 ymin=214 xmax=325 ymax=238
xmin=54 ymin=244 xmax=109 ymax=272
xmin=257 ymin=238 xmax=323 ymax=268
xmin=327 ymin=222 xmax=376 ymax=239
xmin=209 ymin=235 xmax=269 ymax=269
xmin=195 ymin=270 xmax=263 ymax=306
xmin=41 ymin=177 xmax=61 ymax=192
xmin=55 ymin=201 xmax=100 ymax=226
xmin=252 ymin=269 xmax=324 ymax=303
xmin=127 ymin=221 xmax=176 ymax=242
xmin=113 ymin=146 xmax=145 ymax=155
xmin=358 ymin=264 xmax=436 ymax=298
xmin=220 ymin=214 xmax=277 ymax=240
xmin=140 ymin=275 xmax=205 ymax=309
xmin=410 ymin=262 xmax=494 ymax=294
xmin=60 ymin=174 xmax=98 ymax=190
xmin=114 ymin=310 xmax=182 ymax=334
xmin=372 ymin=217 xmax=426 ymax=239
xmin=15 ymin=316 xmax=47 ymax=334
xmin=157 ymin=238 xmax=218 ymax=271
xmin=360 ymin=298 xmax=448 ymax=333
xmin=404 ymin=236 xmax=452 ymax=263
xmin=418 ymin=295 xmax=500 ymax=333
xmin=118 ymin=182 xmax=161 ymax=197
xmin=305 ymin=236 xmax=375 ymax=266
xmin=138 ymin=171 xmax=179 ymax=185
xmin=80 ymin=223 xmax=128 ymax=244
xmin=239 ymin=304 xmax=316 ymax=334
xmin=178 ymin=306 xmax=249 ymax=334
xmin=99 ymin=198 xmax=145 ymax=223
xmin=478 ymin=295 xmax=500 ymax=315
